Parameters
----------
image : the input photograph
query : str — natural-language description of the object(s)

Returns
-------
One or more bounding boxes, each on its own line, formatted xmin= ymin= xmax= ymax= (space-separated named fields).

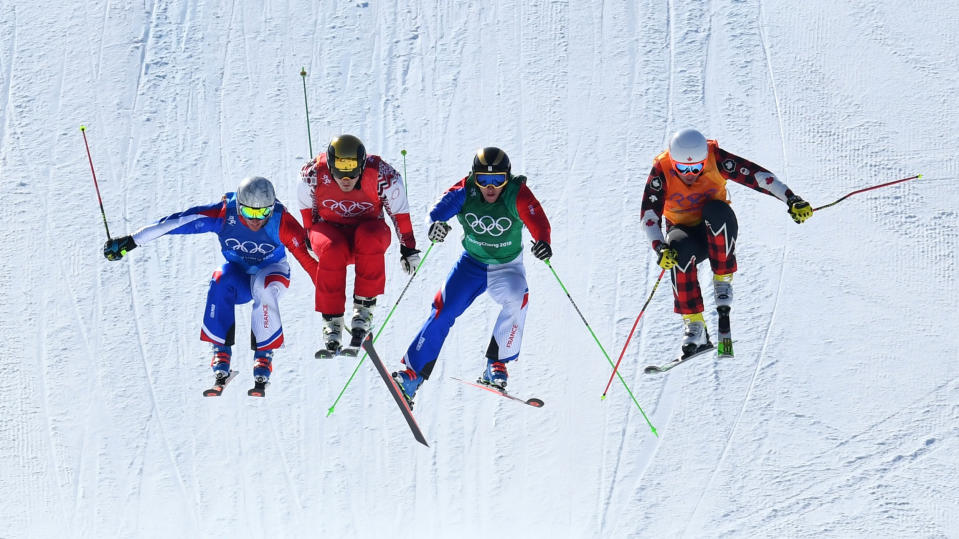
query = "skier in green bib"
xmin=391 ymin=147 xmax=552 ymax=406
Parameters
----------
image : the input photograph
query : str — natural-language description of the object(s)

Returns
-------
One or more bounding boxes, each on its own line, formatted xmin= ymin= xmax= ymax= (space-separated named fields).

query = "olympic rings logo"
xmin=322 ymin=199 xmax=374 ymax=218
xmin=224 ymin=238 xmax=277 ymax=254
xmin=464 ymin=213 xmax=512 ymax=236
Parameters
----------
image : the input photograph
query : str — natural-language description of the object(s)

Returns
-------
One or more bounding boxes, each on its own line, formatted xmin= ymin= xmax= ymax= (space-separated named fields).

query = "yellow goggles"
xmin=239 ymin=205 xmax=273 ymax=220
xmin=474 ymin=172 xmax=508 ymax=189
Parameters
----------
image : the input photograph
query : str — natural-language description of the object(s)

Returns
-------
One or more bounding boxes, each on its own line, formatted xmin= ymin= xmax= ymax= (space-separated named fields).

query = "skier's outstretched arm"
xmin=103 ymin=200 xmax=225 ymax=260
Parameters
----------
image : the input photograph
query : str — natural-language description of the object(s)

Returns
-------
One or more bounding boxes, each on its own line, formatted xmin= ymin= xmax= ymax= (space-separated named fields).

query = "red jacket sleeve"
xmin=516 ymin=184 xmax=551 ymax=244
xmin=278 ymin=211 xmax=318 ymax=282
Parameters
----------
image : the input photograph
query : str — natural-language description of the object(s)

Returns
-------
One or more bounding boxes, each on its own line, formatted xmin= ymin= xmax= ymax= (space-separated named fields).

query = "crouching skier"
xmin=391 ymin=147 xmax=552 ymax=408
xmin=641 ymin=128 xmax=813 ymax=364
xmin=103 ymin=176 xmax=318 ymax=396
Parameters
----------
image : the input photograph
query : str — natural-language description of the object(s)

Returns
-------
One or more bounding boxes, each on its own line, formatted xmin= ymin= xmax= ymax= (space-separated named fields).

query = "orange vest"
xmin=657 ymin=140 xmax=728 ymax=226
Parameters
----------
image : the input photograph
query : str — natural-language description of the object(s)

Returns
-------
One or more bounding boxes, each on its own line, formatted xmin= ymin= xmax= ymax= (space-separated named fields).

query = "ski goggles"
xmin=674 ymin=160 xmax=705 ymax=175
xmin=239 ymin=205 xmax=273 ymax=220
xmin=331 ymin=157 xmax=362 ymax=180
xmin=474 ymin=172 xmax=508 ymax=189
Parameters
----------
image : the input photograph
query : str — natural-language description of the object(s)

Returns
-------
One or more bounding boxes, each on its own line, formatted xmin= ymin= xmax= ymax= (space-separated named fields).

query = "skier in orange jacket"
xmin=640 ymin=128 xmax=813 ymax=358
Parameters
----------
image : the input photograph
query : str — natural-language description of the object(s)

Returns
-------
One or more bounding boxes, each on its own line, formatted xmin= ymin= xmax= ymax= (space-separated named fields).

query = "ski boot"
xmin=479 ymin=359 xmax=509 ymax=390
xmin=315 ymin=314 xmax=344 ymax=359
xmin=341 ymin=295 xmax=376 ymax=357
xmin=203 ymin=346 xmax=236 ymax=397
xmin=392 ymin=367 xmax=423 ymax=408
xmin=713 ymin=274 xmax=734 ymax=357
xmin=681 ymin=313 xmax=713 ymax=358
xmin=249 ymin=350 xmax=273 ymax=397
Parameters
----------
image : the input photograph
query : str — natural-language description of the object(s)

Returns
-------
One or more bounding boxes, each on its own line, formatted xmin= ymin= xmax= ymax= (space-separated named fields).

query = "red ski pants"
xmin=308 ymin=219 xmax=391 ymax=314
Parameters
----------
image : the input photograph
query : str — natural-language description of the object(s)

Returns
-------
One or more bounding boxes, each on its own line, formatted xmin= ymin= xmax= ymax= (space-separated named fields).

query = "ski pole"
xmin=299 ymin=67 xmax=314 ymax=157
xmin=80 ymin=125 xmax=112 ymax=239
xmin=401 ymin=149 xmax=408 ymax=197
xmin=544 ymin=259 xmax=658 ymax=436
xmin=813 ymin=174 xmax=921 ymax=212
xmin=602 ymin=268 xmax=666 ymax=399
xmin=327 ymin=242 xmax=435 ymax=416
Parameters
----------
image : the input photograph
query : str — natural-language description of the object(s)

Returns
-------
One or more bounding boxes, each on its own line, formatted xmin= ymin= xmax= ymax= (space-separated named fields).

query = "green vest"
xmin=456 ymin=175 xmax=527 ymax=264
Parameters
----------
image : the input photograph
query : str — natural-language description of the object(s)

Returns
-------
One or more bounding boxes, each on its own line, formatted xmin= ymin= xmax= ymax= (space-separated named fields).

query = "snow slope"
xmin=1 ymin=0 xmax=957 ymax=537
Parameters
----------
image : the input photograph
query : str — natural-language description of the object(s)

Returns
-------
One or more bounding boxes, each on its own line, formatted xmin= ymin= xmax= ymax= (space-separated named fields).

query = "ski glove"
xmin=400 ymin=245 xmax=421 ymax=275
xmin=531 ymin=240 xmax=552 ymax=261
xmin=428 ymin=221 xmax=451 ymax=243
xmin=787 ymin=195 xmax=813 ymax=224
xmin=655 ymin=244 xmax=678 ymax=270
xmin=103 ymin=235 xmax=137 ymax=261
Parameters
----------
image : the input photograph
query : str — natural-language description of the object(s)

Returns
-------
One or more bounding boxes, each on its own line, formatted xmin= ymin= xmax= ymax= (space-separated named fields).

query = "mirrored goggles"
xmin=474 ymin=172 xmax=508 ymax=189
xmin=332 ymin=157 xmax=362 ymax=180
xmin=674 ymin=161 xmax=705 ymax=175
xmin=239 ymin=204 xmax=273 ymax=220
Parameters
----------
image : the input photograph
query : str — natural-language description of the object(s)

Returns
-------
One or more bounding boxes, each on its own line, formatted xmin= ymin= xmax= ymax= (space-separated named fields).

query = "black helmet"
xmin=472 ymin=147 xmax=511 ymax=174
xmin=327 ymin=134 xmax=366 ymax=180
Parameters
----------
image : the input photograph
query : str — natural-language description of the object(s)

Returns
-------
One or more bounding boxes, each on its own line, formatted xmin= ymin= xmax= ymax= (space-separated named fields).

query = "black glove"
xmin=655 ymin=243 xmax=678 ymax=269
xmin=428 ymin=221 xmax=451 ymax=243
xmin=400 ymin=245 xmax=421 ymax=275
xmin=531 ymin=240 xmax=552 ymax=260
xmin=787 ymin=195 xmax=813 ymax=224
xmin=103 ymin=235 xmax=137 ymax=261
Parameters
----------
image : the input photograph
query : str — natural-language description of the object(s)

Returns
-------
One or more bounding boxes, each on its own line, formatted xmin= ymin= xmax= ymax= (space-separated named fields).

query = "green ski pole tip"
xmin=300 ymin=67 xmax=306 ymax=76
xmin=80 ymin=125 xmax=86 ymax=131
xmin=326 ymin=406 xmax=335 ymax=417
xmin=401 ymin=149 xmax=407 ymax=156
xmin=917 ymin=174 xmax=922 ymax=178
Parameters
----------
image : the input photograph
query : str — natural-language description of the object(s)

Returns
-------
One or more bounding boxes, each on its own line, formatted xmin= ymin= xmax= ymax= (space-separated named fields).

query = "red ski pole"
xmin=813 ymin=174 xmax=922 ymax=212
xmin=80 ymin=125 xmax=112 ymax=239
xmin=602 ymin=268 xmax=666 ymax=399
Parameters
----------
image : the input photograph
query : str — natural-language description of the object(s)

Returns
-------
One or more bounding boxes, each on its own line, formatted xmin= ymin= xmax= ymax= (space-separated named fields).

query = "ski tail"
xmin=362 ymin=335 xmax=429 ymax=447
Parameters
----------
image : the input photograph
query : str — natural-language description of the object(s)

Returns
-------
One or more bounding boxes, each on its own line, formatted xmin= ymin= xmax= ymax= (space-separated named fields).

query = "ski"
xmin=314 ymin=344 xmax=342 ymax=359
xmin=203 ymin=370 xmax=238 ymax=397
xmin=717 ymin=306 xmax=734 ymax=358
xmin=247 ymin=380 xmax=269 ymax=397
xmin=339 ymin=328 xmax=368 ymax=357
xmin=361 ymin=335 xmax=429 ymax=447
xmin=644 ymin=344 xmax=716 ymax=374
xmin=450 ymin=377 xmax=545 ymax=407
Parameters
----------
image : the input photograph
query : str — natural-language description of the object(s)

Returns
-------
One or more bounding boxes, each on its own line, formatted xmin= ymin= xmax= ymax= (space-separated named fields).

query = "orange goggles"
xmin=474 ymin=172 xmax=508 ymax=189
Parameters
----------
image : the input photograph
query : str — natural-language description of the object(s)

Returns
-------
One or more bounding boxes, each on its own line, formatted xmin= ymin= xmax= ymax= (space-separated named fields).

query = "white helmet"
xmin=668 ymin=128 xmax=708 ymax=164
xmin=237 ymin=176 xmax=276 ymax=209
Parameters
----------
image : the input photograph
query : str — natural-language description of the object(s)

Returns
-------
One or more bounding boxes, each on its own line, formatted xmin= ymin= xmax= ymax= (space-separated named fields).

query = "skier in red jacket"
xmin=298 ymin=135 xmax=420 ymax=358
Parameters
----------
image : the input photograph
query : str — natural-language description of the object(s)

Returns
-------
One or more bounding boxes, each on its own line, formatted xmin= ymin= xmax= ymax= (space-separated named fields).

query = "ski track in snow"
xmin=685 ymin=0 xmax=791 ymax=530
xmin=3 ymin=1 xmax=959 ymax=537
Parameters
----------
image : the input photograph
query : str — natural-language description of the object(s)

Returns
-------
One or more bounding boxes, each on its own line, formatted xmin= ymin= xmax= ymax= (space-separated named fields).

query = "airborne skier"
xmin=298 ymin=135 xmax=420 ymax=358
xmin=102 ymin=176 xmax=318 ymax=396
xmin=391 ymin=147 xmax=552 ymax=406
xmin=641 ymin=128 xmax=813 ymax=362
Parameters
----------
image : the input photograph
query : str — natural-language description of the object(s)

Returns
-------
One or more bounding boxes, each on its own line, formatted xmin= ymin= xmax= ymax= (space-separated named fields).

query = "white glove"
xmin=400 ymin=246 xmax=421 ymax=275
xmin=428 ymin=221 xmax=452 ymax=243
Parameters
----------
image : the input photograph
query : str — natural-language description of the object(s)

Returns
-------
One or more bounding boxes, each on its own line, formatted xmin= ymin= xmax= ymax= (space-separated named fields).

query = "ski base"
xmin=361 ymin=335 xmax=429 ymax=447
xmin=717 ymin=306 xmax=734 ymax=358
xmin=203 ymin=371 xmax=238 ymax=397
xmin=451 ymin=377 xmax=545 ymax=408
xmin=644 ymin=344 xmax=715 ymax=374
xmin=247 ymin=380 xmax=269 ymax=397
